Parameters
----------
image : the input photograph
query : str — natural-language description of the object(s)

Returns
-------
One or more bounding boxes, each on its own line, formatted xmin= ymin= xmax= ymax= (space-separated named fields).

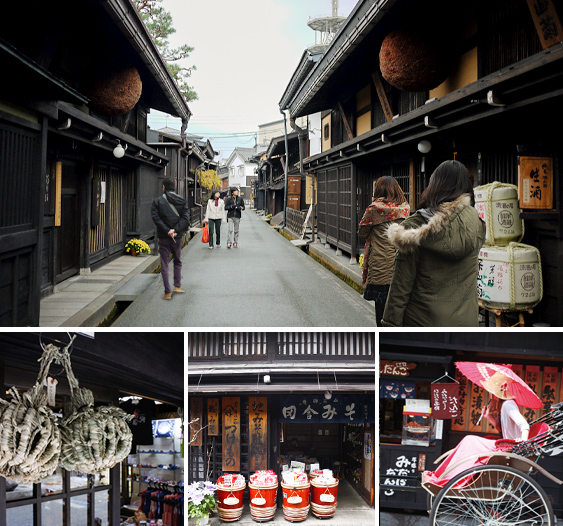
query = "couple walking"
xmin=151 ymin=181 xmax=245 ymax=299
xmin=204 ymin=187 xmax=245 ymax=249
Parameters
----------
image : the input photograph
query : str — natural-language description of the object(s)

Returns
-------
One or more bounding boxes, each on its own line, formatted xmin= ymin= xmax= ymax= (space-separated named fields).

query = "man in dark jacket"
xmin=151 ymin=179 xmax=190 ymax=299
xmin=224 ymin=187 xmax=245 ymax=248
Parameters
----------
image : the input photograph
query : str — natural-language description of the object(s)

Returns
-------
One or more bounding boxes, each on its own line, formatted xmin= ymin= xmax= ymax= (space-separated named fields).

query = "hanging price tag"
xmin=47 ymin=377 xmax=58 ymax=407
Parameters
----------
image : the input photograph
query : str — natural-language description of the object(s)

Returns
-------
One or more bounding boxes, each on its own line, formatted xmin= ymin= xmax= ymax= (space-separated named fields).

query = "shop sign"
xmin=92 ymin=177 xmax=101 ymax=226
xmin=524 ymin=365 xmax=541 ymax=422
xmin=207 ymin=398 xmax=220 ymax=436
xmin=189 ymin=397 xmax=203 ymax=446
xmin=418 ymin=454 xmax=426 ymax=471
xmin=525 ymin=0 xmax=563 ymax=49
xmin=380 ymin=360 xmax=417 ymax=377
xmin=380 ymin=381 xmax=416 ymax=400
xmin=222 ymin=397 xmax=240 ymax=471
xmin=430 ymin=383 xmax=460 ymax=419
xmin=280 ymin=394 xmax=374 ymax=424
xmin=518 ymin=156 xmax=553 ymax=209
xmin=543 ymin=367 xmax=558 ymax=413
xmin=451 ymin=370 xmax=468 ymax=432
xmin=381 ymin=454 xmax=417 ymax=497
xmin=249 ymin=397 xmax=268 ymax=471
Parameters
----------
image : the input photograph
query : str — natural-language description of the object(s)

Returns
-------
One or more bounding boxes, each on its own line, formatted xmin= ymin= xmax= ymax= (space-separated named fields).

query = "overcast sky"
xmin=147 ymin=0 xmax=358 ymax=159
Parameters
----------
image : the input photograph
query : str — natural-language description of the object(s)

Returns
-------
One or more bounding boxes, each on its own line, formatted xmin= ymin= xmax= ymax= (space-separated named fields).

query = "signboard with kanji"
xmin=249 ymin=397 xmax=268 ymax=471
xmin=280 ymin=394 xmax=373 ymax=424
xmin=222 ymin=397 xmax=240 ymax=471
xmin=518 ymin=156 xmax=553 ymax=209
xmin=430 ymin=383 xmax=460 ymax=419
xmin=189 ymin=397 xmax=203 ymax=446
xmin=525 ymin=0 xmax=563 ymax=49
xmin=207 ymin=398 xmax=220 ymax=436
xmin=380 ymin=361 xmax=417 ymax=377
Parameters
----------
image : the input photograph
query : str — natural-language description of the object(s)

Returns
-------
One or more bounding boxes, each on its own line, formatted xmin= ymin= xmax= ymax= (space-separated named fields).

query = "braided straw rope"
xmin=0 ymin=340 xmax=75 ymax=483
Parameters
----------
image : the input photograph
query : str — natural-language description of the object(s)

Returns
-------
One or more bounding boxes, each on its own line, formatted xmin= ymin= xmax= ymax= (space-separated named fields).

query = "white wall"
xmin=308 ymin=112 xmax=322 ymax=157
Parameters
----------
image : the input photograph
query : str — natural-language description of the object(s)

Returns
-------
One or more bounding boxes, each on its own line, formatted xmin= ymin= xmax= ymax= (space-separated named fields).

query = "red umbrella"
xmin=455 ymin=362 xmax=542 ymax=409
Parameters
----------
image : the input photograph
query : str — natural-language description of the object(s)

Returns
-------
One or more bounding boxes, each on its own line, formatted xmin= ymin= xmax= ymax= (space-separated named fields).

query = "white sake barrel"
xmin=478 ymin=243 xmax=542 ymax=310
xmin=474 ymin=183 xmax=523 ymax=245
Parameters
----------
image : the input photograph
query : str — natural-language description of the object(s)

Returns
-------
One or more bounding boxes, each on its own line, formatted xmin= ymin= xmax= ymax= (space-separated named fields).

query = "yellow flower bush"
xmin=359 ymin=254 xmax=365 ymax=268
xmin=125 ymin=239 xmax=151 ymax=255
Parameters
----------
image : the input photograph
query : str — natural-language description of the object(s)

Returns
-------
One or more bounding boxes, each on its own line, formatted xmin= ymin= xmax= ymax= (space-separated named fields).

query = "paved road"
xmin=115 ymin=210 xmax=376 ymax=327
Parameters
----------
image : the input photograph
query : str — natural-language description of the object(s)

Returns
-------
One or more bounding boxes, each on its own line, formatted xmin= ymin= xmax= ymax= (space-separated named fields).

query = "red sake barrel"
xmin=281 ymin=481 xmax=310 ymax=509
xmin=249 ymin=482 xmax=278 ymax=508
xmin=311 ymin=479 xmax=338 ymax=505
xmin=216 ymin=483 xmax=246 ymax=510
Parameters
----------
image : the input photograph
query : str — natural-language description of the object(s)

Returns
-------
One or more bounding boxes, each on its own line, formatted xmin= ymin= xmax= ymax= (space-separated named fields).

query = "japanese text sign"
xmin=518 ymin=156 xmax=553 ymax=209
xmin=207 ymin=398 xmax=220 ymax=436
xmin=430 ymin=383 xmax=460 ymax=419
xmin=380 ymin=360 xmax=417 ymax=377
xmin=280 ymin=394 xmax=374 ymax=424
xmin=525 ymin=0 xmax=563 ymax=49
xmin=249 ymin=397 xmax=268 ymax=471
xmin=222 ymin=397 xmax=240 ymax=471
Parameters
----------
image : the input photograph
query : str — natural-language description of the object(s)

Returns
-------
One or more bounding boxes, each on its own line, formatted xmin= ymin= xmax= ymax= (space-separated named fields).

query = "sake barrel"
xmin=474 ymin=182 xmax=523 ymax=245
xmin=281 ymin=481 xmax=310 ymax=522
xmin=478 ymin=243 xmax=542 ymax=310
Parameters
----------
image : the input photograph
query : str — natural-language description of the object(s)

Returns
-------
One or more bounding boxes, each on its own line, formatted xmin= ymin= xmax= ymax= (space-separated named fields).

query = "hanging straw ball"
xmin=59 ymin=388 xmax=134 ymax=474
xmin=379 ymin=28 xmax=452 ymax=92
xmin=86 ymin=67 xmax=142 ymax=116
xmin=0 ymin=386 xmax=61 ymax=483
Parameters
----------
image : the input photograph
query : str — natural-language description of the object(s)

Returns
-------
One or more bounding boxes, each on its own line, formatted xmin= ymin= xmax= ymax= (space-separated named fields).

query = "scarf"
xmin=359 ymin=198 xmax=410 ymax=286
xmin=214 ymin=198 xmax=219 ymax=207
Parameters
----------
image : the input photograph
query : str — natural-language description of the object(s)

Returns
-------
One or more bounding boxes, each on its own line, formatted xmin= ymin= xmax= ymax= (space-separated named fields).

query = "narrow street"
xmin=114 ymin=210 xmax=376 ymax=327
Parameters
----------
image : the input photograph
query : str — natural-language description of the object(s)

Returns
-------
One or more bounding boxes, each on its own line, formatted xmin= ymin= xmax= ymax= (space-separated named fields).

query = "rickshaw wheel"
xmin=429 ymin=465 xmax=554 ymax=526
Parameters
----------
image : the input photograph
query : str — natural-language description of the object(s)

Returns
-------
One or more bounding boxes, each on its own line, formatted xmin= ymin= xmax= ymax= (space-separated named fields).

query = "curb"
xmin=61 ymin=255 xmax=161 ymax=327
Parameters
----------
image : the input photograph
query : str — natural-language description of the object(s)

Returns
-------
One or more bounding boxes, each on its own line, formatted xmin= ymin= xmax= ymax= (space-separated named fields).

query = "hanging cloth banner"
xmin=279 ymin=394 xmax=373 ymax=424
xmin=431 ymin=383 xmax=460 ymax=419
xmin=380 ymin=381 xmax=416 ymax=400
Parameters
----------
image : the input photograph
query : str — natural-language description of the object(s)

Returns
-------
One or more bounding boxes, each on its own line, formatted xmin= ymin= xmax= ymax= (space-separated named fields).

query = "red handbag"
xmin=201 ymin=222 xmax=209 ymax=243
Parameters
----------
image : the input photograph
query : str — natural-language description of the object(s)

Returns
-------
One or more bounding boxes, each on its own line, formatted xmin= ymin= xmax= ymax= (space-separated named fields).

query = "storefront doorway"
xmin=54 ymin=161 xmax=80 ymax=283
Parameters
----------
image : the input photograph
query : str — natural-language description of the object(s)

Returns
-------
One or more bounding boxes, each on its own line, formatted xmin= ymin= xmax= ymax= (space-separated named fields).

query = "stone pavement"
xmin=114 ymin=209 xmax=376 ymax=327
xmin=39 ymin=253 xmax=159 ymax=327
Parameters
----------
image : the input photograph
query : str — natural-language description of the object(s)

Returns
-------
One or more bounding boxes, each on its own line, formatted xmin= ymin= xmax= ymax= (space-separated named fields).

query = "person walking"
xmin=225 ymin=187 xmax=245 ymax=248
xmin=358 ymin=176 xmax=410 ymax=326
xmin=204 ymin=189 xmax=226 ymax=249
xmin=151 ymin=178 xmax=190 ymax=300
xmin=381 ymin=160 xmax=486 ymax=326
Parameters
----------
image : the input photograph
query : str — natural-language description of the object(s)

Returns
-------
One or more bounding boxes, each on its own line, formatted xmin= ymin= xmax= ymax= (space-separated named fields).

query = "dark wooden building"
xmin=281 ymin=0 xmax=563 ymax=325
xmin=188 ymin=332 xmax=376 ymax=507
xmin=380 ymin=332 xmax=563 ymax=517
xmin=0 ymin=0 xmax=191 ymax=326
xmin=0 ymin=331 xmax=183 ymax=526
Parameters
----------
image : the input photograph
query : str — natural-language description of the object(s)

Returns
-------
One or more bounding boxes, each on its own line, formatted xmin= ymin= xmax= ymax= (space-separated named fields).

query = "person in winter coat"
xmin=151 ymin=178 xmax=190 ymax=300
xmin=358 ymin=176 xmax=410 ymax=326
xmin=204 ymin=190 xmax=226 ymax=249
xmin=224 ymin=187 xmax=245 ymax=248
xmin=381 ymin=160 xmax=486 ymax=326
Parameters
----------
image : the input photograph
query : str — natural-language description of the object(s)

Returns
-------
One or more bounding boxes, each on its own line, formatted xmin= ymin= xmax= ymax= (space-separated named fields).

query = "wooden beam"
xmin=337 ymin=101 xmax=354 ymax=141
xmin=525 ymin=0 xmax=563 ymax=49
xmin=371 ymin=71 xmax=394 ymax=122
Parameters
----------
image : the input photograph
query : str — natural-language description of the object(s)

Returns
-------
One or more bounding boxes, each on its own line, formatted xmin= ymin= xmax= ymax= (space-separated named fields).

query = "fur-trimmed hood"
xmin=387 ymin=194 xmax=485 ymax=260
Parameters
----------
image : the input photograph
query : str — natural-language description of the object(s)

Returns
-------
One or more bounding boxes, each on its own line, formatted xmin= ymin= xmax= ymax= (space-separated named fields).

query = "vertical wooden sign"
xmin=467 ymin=380 xmax=485 ymax=433
xmin=524 ymin=365 xmax=541 ymax=422
xmin=207 ymin=398 xmax=220 ymax=436
xmin=518 ymin=156 xmax=553 ymax=209
xmin=55 ymin=161 xmax=62 ymax=227
xmin=451 ymin=369 xmax=468 ymax=431
xmin=92 ymin=177 xmax=101 ymax=226
xmin=542 ymin=367 xmax=558 ymax=413
xmin=189 ymin=397 xmax=203 ymax=446
xmin=222 ymin=397 xmax=240 ymax=472
xmin=249 ymin=397 xmax=268 ymax=472
xmin=526 ymin=0 xmax=563 ymax=49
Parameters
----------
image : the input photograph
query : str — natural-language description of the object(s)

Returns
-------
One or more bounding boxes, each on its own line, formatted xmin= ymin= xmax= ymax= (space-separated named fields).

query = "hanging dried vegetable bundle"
xmin=59 ymin=354 xmax=133 ymax=474
xmin=0 ymin=344 xmax=68 ymax=483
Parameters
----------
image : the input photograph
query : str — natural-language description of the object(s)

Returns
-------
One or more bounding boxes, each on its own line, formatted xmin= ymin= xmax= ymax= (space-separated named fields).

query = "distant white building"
xmin=224 ymin=147 xmax=259 ymax=204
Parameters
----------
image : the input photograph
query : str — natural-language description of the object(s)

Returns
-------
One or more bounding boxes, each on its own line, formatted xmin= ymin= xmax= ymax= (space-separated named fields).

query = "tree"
xmin=134 ymin=0 xmax=198 ymax=102
xmin=197 ymin=169 xmax=221 ymax=193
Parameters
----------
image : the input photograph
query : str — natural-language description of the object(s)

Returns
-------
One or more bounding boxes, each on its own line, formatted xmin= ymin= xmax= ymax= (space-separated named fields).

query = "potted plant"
xmin=125 ymin=239 xmax=151 ymax=256
xmin=187 ymin=481 xmax=217 ymax=525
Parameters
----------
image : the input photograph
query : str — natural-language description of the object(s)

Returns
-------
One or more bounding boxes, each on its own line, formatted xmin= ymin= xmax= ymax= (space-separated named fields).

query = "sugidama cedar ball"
xmin=87 ymin=67 xmax=142 ymax=116
xmin=379 ymin=29 xmax=451 ymax=92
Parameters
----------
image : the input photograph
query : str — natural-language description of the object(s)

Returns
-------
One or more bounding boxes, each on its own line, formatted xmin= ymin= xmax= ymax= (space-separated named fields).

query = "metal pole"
xmin=280 ymin=108 xmax=289 ymax=227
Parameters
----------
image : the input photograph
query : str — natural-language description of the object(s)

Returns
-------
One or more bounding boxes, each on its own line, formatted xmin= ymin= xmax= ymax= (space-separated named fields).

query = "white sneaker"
xmin=208 ymin=246 xmax=214 ymax=250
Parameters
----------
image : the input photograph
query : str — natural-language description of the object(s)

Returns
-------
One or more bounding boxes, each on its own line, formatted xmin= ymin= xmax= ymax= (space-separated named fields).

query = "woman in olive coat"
xmin=381 ymin=160 xmax=486 ymax=327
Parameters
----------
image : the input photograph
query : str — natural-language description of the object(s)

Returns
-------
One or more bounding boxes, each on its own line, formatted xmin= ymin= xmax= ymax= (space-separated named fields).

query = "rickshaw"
xmin=422 ymin=402 xmax=563 ymax=526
